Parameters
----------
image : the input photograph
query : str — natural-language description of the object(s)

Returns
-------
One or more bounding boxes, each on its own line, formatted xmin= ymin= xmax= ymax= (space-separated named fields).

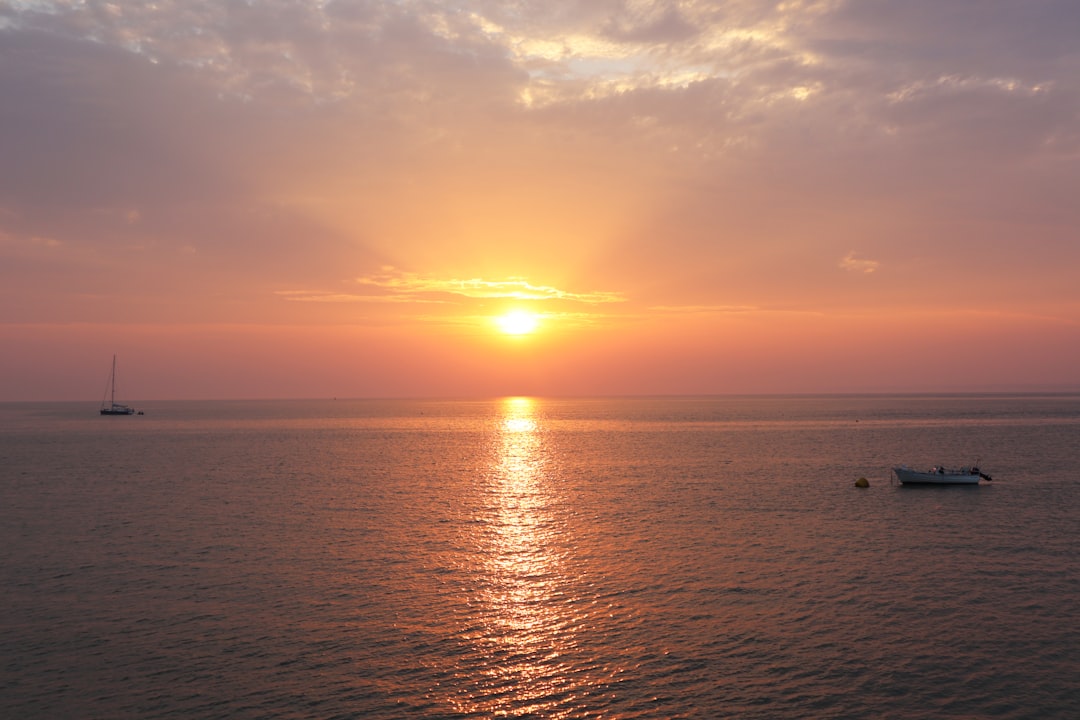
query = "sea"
xmin=1 ymin=394 xmax=1078 ymax=719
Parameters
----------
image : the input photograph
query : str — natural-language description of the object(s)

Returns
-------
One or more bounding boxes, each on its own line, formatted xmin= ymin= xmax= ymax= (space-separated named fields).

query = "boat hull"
xmin=893 ymin=466 xmax=981 ymax=485
xmin=99 ymin=356 xmax=139 ymax=415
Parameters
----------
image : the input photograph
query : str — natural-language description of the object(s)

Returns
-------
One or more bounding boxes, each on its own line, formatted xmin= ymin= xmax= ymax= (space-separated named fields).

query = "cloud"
xmin=277 ymin=268 xmax=627 ymax=307
xmin=649 ymin=304 xmax=762 ymax=315
xmin=840 ymin=253 xmax=880 ymax=274
xmin=601 ymin=2 xmax=700 ymax=44
xmin=273 ymin=290 xmax=425 ymax=305
xmin=356 ymin=268 xmax=626 ymax=303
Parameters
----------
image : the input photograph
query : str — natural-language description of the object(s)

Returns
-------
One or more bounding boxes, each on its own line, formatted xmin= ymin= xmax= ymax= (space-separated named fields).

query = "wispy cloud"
xmin=272 ymin=290 xmax=416 ymax=304
xmin=840 ymin=252 xmax=880 ymax=274
xmin=649 ymin=304 xmax=762 ymax=315
xmin=277 ymin=268 xmax=627 ymax=306
xmin=355 ymin=268 xmax=626 ymax=304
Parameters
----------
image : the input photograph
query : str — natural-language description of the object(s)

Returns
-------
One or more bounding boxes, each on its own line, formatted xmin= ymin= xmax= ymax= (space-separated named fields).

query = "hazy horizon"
xmin=9 ymin=384 xmax=1080 ymax=405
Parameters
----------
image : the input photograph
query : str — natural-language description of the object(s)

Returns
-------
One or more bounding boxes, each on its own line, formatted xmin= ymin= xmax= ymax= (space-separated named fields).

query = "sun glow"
xmin=496 ymin=310 xmax=540 ymax=335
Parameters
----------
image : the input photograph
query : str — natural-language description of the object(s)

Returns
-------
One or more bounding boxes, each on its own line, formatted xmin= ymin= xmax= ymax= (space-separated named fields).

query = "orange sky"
xmin=2 ymin=1 xmax=1079 ymax=400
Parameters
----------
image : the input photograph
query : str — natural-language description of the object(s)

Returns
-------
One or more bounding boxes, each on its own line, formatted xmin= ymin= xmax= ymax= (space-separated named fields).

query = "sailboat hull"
xmin=100 ymin=355 xmax=139 ymax=415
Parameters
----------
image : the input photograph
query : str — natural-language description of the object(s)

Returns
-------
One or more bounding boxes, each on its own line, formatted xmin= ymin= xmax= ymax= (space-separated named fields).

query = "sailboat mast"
xmin=100 ymin=354 xmax=138 ymax=415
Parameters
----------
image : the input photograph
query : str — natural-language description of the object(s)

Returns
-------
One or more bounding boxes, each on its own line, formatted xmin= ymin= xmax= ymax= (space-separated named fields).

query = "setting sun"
xmin=496 ymin=310 xmax=540 ymax=336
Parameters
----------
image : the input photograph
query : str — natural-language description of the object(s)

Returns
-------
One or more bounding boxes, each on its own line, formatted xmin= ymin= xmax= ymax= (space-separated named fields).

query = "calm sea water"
xmin=2 ymin=395 xmax=1078 ymax=718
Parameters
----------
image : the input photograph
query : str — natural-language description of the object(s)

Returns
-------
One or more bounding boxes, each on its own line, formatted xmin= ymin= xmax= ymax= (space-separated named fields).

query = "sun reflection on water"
xmin=452 ymin=397 xmax=581 ymax=717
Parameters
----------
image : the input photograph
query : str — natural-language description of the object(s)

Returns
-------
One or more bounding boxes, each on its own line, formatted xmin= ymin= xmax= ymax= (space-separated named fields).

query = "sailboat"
xmin=100 ymin=355 xmax=139 ymax=415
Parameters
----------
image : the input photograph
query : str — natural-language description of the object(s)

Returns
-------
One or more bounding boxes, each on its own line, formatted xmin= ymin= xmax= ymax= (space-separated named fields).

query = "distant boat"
xmin=893 ymin=465 xmax=992 ymax=485
xmin=100 ymin=355 xmax=140 ymax=416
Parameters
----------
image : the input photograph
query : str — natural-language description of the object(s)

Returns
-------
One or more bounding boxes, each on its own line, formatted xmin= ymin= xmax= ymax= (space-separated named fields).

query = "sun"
xmin=496 ymin=310 xmax=540 ymax=335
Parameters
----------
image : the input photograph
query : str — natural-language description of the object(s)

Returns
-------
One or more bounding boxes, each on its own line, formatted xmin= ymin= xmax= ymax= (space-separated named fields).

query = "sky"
xmin=2 ymin=0 xmax=1079 ymax=400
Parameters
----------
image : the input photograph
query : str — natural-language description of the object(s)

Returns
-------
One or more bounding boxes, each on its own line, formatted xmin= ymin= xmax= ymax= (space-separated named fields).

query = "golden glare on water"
xmin=496 ymin=310 xmax=540 ymax=336
xmin=452 ymin=396 xmax=581 ymax=717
